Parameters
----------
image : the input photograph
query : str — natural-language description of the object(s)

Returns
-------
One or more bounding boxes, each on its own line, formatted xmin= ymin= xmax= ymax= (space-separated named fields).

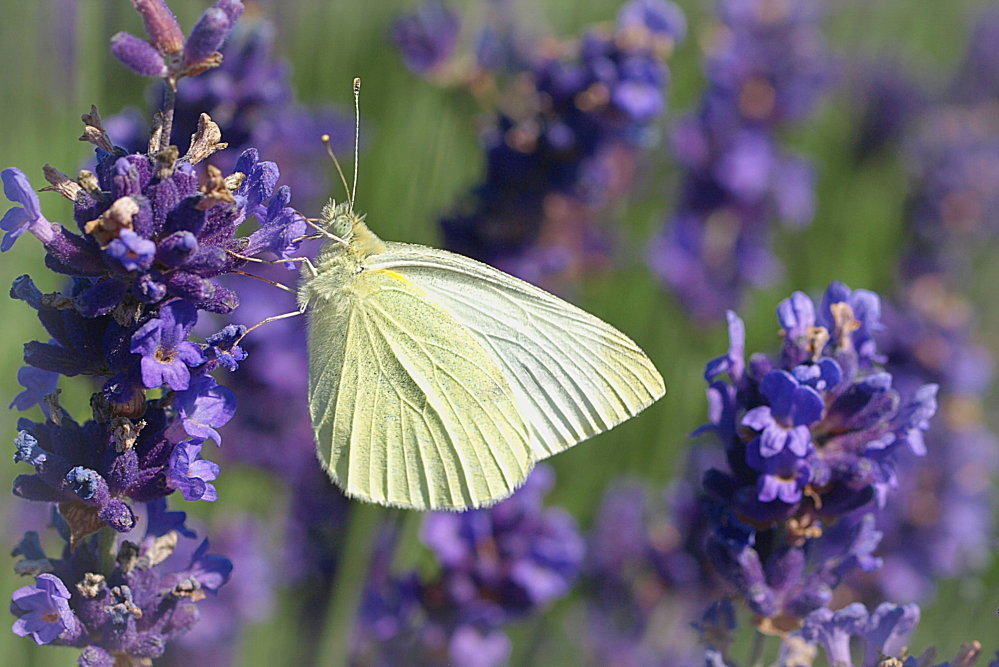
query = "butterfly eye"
xmin=332 ymin=216 xmax=352 ymax=239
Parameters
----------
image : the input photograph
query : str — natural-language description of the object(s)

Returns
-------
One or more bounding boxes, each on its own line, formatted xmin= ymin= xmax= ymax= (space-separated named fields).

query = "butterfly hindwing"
xmin=307 ymin=267 xmax=535 ymax=510
xmin=365 ymin=243 xmax=667 ymax=458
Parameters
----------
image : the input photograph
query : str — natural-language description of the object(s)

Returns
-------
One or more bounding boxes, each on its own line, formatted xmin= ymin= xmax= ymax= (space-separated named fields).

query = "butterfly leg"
xmin=232 ymin=305 xmax=308 ymax=348
xmin=226 ymin=250 xmax=319 ymax=279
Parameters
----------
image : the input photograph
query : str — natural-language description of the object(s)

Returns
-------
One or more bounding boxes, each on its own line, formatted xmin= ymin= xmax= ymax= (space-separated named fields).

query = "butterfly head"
xmin=320 ymin=199 xmax=360 ymax=242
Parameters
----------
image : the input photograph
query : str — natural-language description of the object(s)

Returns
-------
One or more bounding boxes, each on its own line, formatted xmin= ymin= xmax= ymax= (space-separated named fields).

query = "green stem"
xmin=96 ymin=526 xmax=118 ymax=576
xmin=315 ymin=503 xmax=394 ymax=666
xmin=747 ymin=629 xmax=766 ymax=667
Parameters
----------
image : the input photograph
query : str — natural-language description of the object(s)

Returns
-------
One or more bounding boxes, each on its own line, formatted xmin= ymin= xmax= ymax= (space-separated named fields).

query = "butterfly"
xmin=296 ymin=197 xmax=665 ymax=511
xmin=290 ymin=79 xmax=664 ymax=511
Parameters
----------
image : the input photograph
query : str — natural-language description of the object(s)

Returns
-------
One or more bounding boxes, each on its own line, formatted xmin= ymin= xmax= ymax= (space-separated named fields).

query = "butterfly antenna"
xmin=321 ymin=133 xmax=352 ymax=209
xmin=351 ymin=77 xmax=361 ymax=210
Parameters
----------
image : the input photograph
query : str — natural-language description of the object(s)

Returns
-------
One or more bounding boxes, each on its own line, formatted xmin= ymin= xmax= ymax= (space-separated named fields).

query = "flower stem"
xmin=158 ymin=78 xmax=177 ymax=151
xmin=748 ymin=630 xmax=766 ymax=667
xmin=97 ymin=526 xmax=118 ymax=576
xmin=316 ymin=502 xmax=393 ymax=665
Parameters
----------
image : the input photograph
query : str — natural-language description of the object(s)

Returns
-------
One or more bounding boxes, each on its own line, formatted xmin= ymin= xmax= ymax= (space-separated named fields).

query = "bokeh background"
xmin=1 ymin=0 xmax=997 ymax=664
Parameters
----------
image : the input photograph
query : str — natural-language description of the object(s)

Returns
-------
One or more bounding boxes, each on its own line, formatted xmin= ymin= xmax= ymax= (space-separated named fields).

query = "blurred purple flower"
xmin=800 ymin=602 xmax=921 ymax=666
xmin=355 ymin=466 xmax=583 ymax=664
xmin=392 ymin=0 xmax=461 ymax=75
xmin=440 ymin=0 xmax=684 ymax=291
xmin=581 ymin=479 xmax=715 ymax=665
xmin=650 ymin=0 xmax=832 ymax=322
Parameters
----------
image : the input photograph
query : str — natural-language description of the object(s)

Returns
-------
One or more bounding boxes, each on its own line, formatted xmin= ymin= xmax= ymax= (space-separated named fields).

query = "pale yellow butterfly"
xmin=294 ymin=79 xmax=665 ymax=511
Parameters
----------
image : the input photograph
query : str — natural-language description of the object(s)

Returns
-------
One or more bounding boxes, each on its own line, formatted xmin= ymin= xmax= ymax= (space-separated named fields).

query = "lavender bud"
xmin=156 ymin=230 xmax=199 ymax=266
xmin=130 ymin=0 xmax=184 ymax=55
xmin=183 ymin=8 xmax=231 ymax=70
xmin=212 ymin=0 xmax=244 ymax=26
xmin=110 ymin=32 xmax=168 ymax=78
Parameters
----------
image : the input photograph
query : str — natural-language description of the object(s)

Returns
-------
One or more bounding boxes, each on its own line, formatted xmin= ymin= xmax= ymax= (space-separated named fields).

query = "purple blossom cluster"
xmin=159 ymin=513 xmax=277 ymax=666
xmin=354 ymin=467 xmax=584 ymax=666
xmin=841 ymin=8 xmax=999 ymax=606
xmin=108 ymin=10 xmax=351 ymax=210
xmin=101 ymin=2 xmax=352 ymax=654
xmin=10 ymin=500 xmax=231 ymax=663
xmin=857 ymin=283 xmax=999 ymax=604
xmin=2 ymin=0 xmax=314 ymax=660
xmin=391 ymin=0 xmax=462 ymax=77
xmin=581 ymin=479 xmax=717 ymax=665
xmin=208 ymin=268 xmax=352 ymax=630
xmin=649 ymin=0 xmax=832 ymax=322
xmin=697 ymin=283 xmax=937 ymax=635
xmin=901 ymin=104 xmax=999 ymax=282
xmin=397 ymin=0 xmax=685 ymax=290
xmin=110 ymin=0 xmax=244 ymax=84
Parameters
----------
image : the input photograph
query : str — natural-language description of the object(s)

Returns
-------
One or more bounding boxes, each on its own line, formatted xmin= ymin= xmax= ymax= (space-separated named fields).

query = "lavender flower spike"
xmin=698 ymin=283 xmax=937 ymax=628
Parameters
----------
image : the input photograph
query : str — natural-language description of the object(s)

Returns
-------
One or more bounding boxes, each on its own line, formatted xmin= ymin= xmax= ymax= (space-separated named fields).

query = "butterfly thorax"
xmin=297 ymin=200 xmax=385 ymax=310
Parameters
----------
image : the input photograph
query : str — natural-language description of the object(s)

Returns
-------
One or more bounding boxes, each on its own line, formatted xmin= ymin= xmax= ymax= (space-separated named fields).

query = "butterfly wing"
xmin=365 ymin=243 xmax=666 ymax=458
xmin=307 ymin=267 xmax=535 ymax=510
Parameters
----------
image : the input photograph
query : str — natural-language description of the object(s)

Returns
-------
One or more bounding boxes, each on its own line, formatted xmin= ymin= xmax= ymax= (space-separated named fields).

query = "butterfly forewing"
xmin=307 ymin=267 xmax=535 ymax=510
xmin=365 ymin=243 xmax=667 ymax=458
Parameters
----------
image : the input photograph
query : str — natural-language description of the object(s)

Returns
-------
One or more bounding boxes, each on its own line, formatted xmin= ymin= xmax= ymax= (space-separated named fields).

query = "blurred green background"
xmin=1 ymin=0 xmax=996 ymax=664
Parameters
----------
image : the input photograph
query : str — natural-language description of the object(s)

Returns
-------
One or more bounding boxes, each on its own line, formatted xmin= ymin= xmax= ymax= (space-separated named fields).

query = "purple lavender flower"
xmin=2 ymin=0 xmax=313 ymax=660
xmin=167 ymin=440 xmax=220 ymax=501
xmin=696 ymin=283 xmax=937 ymax=629
xmin=107 ymin=14 xmax=353 ymax=211
xmin=172 ymin=375 xmax=236 ymax=445
xmin=1 ymin=168 xmax=57 ymax=251
xmin=105 ymin=228 xmax=157 ymax=271
xmin=111 ymin=0 xmax=243 ymax=81
xmin=355 ymin=466 xmax=583 ymax=665
xmin=131 ymin=300 xmax=205 ymax=391
xmin=800 ymin=602 xmax=920 ymax=666
xmin=9 ymin=503 xmax=232 ymax=661
xmin=650 ymin=0 xmax=832 ymax=322
xmin=741 ymin=369 xmax=823 ymax=458
xmin=3 ymin=6 xmax=308 ymax=628
xmin=202 ymin=324 xmax=247 ymax=371
xmin=9 ymin=366 xmax=59 ymax=417
xmin=392 ymin=0 xmax=462 ymax=75
xmin=10 ymin=574 xmax=81 ymax=645
xmin=439 ymin=0 xmax=684 ymax=290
